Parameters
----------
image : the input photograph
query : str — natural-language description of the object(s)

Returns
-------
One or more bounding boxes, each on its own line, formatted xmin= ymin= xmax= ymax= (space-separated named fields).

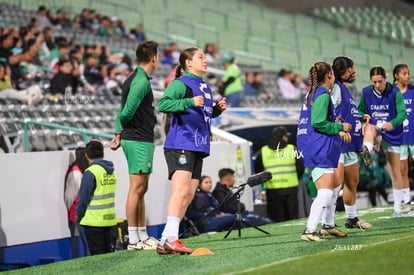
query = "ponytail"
xmin=175 ymin=64 xmax=183 ymax=78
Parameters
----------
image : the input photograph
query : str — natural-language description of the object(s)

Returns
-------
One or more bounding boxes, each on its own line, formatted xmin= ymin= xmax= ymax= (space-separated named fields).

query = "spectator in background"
xmin=253 ymin=71 xmax=270 ymax=100
xmin=79 ymin=9 xmax=92 ymax=31
xmin=277 ymin=68 xmax=300 ymax=100
xmin=83 ymin=54 xmax=104 ymax=88
xmin=219 ymin=56 xmax=244 ymax=107
xmin=213 ymin=168 xmax=274 ymax=227
xmin=292 ymin=72 xmax=308 ymax=98
xmin=0 ymin=61 xmax=42 ymax=104
xmin=186 ymin=175 xmax=235 ymax=233
xmin=111 ymin=17 xmax=124 ymax=39
xmin=0 ymin=27 xmax=44 ymax=83
xmin=105 ymin=62 xmax=131 ymax=96
xmin=35 ymin=5 xmax=52 ymax=31
xmin=162 ymin=42 xmax=180 ymax=65
xmin=49 ymin=56 xmax=73 ymax=95
xmin=244 ymin=71 xmax=256 ymax=96
xmin=97 ymin=16 xmax=113 ymax=38
xmin=131 ymin=23 xmax=146 ymax=43
xmin=77 ymin=140 xmax=117 ymax=256
xmin=204 ymin=43 xmax=216 ymax=63
xmin=49 ymin=40 xmax=70 ymax=70
xmin=64 ymin=147 xmax=89 ymax=257
xmin=254 ymin=127 xmax=304 ymax=222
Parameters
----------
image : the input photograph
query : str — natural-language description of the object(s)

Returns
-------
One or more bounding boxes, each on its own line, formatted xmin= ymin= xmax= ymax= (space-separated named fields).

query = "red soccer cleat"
xmin=164 ymin=240 xmax=193 ymax=255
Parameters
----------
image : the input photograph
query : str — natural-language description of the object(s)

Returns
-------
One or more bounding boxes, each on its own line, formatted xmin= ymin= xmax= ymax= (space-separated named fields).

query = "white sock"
xmin=138 ymin=226 xmax=149 ymax=240
xmin=160 ymin=216 xmax=180 ymax=245
xmin=305 ymin=188 xmax=333 ymax=233
xmin=322 ymin=185 xmax=341 ymax=227
xmin=363 ymin=142 xmax=374 ymax=153
xmin=344 ymin=204 xmax=357 ymax=219
xmin=402 ymin=188 xmax=411 ymax=204
xmin=393 ymin=189 xmax=402 ymax=213
xmin=128 ymin=226 xmax=139 ymax=244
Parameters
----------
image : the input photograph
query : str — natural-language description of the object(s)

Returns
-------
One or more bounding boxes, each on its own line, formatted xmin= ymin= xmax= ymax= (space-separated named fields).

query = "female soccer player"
xmin=358 ymin=66 xmax=407 ymax=216
xmin=157 ymin=47 xmax=227 ymax=254
xmin=297 ymin=62 xmax=352 ymax=241
xmin=393 ymin=64 xmax=414 ymax=213
xmin=321 ymin=56 xmax=372 ymax=233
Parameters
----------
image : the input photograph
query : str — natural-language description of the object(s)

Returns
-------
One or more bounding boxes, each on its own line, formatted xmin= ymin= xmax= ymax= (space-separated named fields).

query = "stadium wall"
xmin=0 ymin=142 xmax=252 ymax=266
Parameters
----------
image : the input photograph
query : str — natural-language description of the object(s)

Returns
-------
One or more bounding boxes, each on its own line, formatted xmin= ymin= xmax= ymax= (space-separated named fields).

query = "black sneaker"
xmin=345 ymin=217 xmax=372 ymax=230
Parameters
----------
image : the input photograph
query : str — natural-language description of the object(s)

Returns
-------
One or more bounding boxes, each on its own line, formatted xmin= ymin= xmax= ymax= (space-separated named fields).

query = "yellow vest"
xmin=80 ymin=164 xmax=117 ymax=227
xmin=261 ymin=144 xmax=299 ymax=189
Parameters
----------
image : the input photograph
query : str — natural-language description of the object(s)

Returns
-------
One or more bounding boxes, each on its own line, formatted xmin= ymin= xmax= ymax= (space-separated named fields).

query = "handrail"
xmin=23 ymin=120 xmax=113 ymax=152
xmin=201 ymin=7 xmax=252 ymax=35
xmin=342 ymin=44 xmax=394 ymax=67
xmin=145 ymin=29 xmax=199 ymax=47
xmin=244 ymin=37 xmax=300 ymax=69
xmin=164 ymin=18 xmax=220 ymax=46
xmin=230 ymin=49 xmax=291 ymax=69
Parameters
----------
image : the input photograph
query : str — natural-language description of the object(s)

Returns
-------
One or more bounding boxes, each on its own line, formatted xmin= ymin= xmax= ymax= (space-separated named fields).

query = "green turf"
xmin=6 ymin=206 xmax=414 ymax=275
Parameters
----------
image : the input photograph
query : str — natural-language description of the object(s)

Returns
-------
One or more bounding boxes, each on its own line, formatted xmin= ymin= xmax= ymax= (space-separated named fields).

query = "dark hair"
xmin=370 ymin=66 xmax=386 ymax=79
xmin=74 ymin=147 xmax=88 ymax=172
xmin=332 ymin=56 xmax=354 ymax=80
xmin=199 ymin=175 xmax=211 ymax=186
xmin=57 ymin=56 xmax=70 ymax=67
xmin=306 ymin=62 xmax=332 ymax=106
xmin=392 ymin=64 xmax=409 ymax=83
xmin=135 ymin=40 xmax=158 ymax=64
xmin=175 ymin=47 xmax=199 ymax=78
xmin=86 ymin=140 xmax=104 ymax=159
xmin=64 ymin=147 xmax=88 ymax=185
xmin=218 ymin=168 xmax=235 ymax=179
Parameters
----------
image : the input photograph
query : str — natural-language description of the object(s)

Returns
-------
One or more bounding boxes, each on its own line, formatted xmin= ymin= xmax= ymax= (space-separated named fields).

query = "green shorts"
xmin=338 ymin=152 xmax=359 ymax=167
xmin=121 ymin=140 xmax=155 ymax=174
xmin=400 ymin=144 xmax=414 ymax=160
xmin=311 ymin=167 xmax=334 ymax=183
xmin=381 ymin=140 xmax=400 ymax=154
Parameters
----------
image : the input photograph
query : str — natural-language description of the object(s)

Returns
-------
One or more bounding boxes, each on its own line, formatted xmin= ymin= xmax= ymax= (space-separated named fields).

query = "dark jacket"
xmin=212 ymin=182 xmax=246 ymax=215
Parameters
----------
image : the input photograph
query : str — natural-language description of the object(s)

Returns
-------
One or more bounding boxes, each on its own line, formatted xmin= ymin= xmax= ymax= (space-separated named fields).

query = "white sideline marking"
xmin=224 ymin=235 xmax=414 ymax=275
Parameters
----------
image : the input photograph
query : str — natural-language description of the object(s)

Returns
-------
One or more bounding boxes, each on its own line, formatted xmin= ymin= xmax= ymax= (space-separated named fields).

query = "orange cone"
xmin=190 ymin=247 xmax=214 ymax=256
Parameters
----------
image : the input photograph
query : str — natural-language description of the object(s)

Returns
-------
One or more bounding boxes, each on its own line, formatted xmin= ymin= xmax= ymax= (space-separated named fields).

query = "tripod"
xmin=223 ymin=183 xmax=270 ymax=239
xmin=180 ymin=182 xmax=270 ymax=239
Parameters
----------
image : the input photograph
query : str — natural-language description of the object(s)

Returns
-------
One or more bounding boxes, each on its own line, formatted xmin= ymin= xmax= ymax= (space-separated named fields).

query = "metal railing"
xmin=23 ymin=120 xmax=113 ymax=152
xmin=164 ymin=18 xmax=220 ymax=46
xmin=201 ymin=7 xmax=252 ymax=35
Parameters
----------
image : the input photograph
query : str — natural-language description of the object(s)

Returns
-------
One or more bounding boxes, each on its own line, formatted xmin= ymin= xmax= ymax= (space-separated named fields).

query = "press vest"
xmin=297 ymin=86 xmax=342 ymax=168
xmin=261 ymin=144 xmax=298 ymax=189
xmin=361 ymin=83 xmax=403 ymax=146
xmin=164 ymin=75 xmax=213 ymax=156
xmin=80 ymin=164 xmax=117 ymax=227
xmin=401 ymin=84 xmax=414 ymax=145
xmin=334 ymin=80 xmax=363 ymax=153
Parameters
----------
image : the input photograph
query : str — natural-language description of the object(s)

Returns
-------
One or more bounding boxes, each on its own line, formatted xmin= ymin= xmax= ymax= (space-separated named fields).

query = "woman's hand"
xmin=193 ymin=95 xmax=204 ymax=107
xmin=216 ymin=96 xmax=227 ymax=111
xmin=339 ymin=131 xmax=352 ymax=143
xmin=342 ymin=122 xmax=352 ymax=133
xmin=381 ymin=121 xmax=393 ymax=131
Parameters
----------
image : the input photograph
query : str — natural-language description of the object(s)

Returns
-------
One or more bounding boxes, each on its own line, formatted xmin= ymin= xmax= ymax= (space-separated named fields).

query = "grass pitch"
xmin=6 ymin=206 xmax=414 ymax=275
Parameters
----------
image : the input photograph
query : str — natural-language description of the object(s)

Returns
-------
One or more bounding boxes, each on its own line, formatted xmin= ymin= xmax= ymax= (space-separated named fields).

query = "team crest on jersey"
xmin=178 ymin=154 xmax=187 ymax=165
